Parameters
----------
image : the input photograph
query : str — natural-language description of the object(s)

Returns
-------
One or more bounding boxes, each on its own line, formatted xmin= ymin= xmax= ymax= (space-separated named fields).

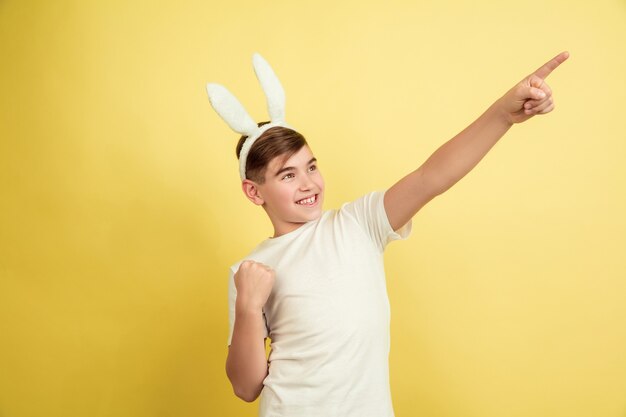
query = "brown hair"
xmin=236 ymin=122 xmax=307 ymax=183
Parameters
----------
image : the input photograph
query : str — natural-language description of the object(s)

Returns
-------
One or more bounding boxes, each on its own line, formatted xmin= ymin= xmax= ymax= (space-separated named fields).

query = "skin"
xmin=225 ymin=260 xmax=275 ymax=402
xmin=226 ymin=51 xmax=570 ymax=402
xmin=242 ymin=146 xmax=325 ymax=238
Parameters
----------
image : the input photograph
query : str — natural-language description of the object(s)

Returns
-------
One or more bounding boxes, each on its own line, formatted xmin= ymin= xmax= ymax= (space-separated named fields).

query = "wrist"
xmin=492 ymin=97 xmax=515 ymax=128
xmin=235 ymin=298 xmax=264 ymax=316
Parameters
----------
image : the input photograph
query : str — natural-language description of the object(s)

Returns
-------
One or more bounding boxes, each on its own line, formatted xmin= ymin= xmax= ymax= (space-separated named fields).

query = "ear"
xmin=242 ymin=179 xmax=264 ymax=206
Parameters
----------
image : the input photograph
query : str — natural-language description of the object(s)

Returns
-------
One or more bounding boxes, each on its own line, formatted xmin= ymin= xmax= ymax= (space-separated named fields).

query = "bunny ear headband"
xmin=206 ymin=53 xmax=294 ymax=180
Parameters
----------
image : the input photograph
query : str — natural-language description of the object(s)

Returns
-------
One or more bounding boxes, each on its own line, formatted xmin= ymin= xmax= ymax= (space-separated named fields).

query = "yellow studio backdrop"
xmin=1 ymin=0 xmax=625 ymax=416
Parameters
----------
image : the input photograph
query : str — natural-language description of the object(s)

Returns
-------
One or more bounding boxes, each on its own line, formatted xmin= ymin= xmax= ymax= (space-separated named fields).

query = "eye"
xmin=308 ymin=164 xmax=317 ymax=172
xmin=282 ymin=173 xmax=295 ymax=180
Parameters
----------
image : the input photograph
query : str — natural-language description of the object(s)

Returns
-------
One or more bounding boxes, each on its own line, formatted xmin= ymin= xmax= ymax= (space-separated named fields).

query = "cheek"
xmin=279 ymin=184 xmax=298 ymax=200
xmin=317 ymin=174 xmax=325 ymax=190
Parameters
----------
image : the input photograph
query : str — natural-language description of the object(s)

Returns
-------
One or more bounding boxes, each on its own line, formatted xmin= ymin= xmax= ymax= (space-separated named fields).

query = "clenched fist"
xmin=234 ymin=260 xmax=275 ymax=313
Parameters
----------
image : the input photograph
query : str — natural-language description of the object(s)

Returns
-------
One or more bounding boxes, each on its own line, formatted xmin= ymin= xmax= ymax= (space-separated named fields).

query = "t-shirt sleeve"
xmin=227 ymin=264 xmax=270 ymax=346
xmin=341 ymin=190 xmax=412 ymax=253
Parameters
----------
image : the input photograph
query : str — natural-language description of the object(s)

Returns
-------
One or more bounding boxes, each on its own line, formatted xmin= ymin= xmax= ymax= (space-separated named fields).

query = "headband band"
xmin=206 ymin=53 xmax=292 ymax=180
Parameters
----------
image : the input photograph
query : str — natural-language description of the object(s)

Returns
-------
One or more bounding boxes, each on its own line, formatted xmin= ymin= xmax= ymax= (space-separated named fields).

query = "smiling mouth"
xmin=295 ymin=194 xmax=318 ymax=205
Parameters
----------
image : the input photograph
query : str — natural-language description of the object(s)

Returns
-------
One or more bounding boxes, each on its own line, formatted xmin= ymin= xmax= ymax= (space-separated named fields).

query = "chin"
xmin=307 ymin=211 xmax=323 ymax=221
xmin=300 ymin=207 xmax=323 ymax=223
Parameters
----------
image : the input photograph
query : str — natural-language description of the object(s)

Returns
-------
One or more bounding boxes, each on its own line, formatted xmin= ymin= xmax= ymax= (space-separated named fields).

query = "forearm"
xmin=384 ymin=52 xmax=568 ymax=231
xmin=226 ymin=306 xmax=269 ymax=402
xmin=419 ymin=98 xmax=513 ymax=195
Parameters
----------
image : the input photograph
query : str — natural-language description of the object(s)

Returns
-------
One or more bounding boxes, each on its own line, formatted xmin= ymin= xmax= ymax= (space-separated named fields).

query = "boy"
xmin=207 ymin=51 xmax=569 ymax=416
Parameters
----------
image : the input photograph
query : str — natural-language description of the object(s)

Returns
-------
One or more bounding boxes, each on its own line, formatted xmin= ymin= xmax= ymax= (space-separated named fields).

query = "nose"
xmin=298 ymin=173 xmax=314 ymax=191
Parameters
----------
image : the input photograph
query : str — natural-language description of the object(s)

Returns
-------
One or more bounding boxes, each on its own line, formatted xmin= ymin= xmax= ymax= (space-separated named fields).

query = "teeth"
xmin=296 ymin=195 xmax=316 ymax=205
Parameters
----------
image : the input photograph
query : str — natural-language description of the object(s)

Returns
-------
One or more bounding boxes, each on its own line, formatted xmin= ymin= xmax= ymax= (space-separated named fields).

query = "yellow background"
xmin=1 ymin=0 xmax=625 ymax=416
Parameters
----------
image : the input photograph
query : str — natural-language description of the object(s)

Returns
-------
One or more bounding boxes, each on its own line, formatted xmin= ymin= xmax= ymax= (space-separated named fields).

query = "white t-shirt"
xmin=228 ymin=191 xmax=411 ymax=417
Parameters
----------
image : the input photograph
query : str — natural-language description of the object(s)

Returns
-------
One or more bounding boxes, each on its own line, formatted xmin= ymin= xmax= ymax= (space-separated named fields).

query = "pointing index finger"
xmin=532 ymin=51 xmax=570 ymax=80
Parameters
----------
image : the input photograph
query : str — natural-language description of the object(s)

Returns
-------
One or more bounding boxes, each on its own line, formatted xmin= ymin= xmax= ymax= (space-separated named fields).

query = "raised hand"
xmin=499 ymin=51 xmax=570 ymax=124
xmin=234 ymin=260 xmax=276 ymax=312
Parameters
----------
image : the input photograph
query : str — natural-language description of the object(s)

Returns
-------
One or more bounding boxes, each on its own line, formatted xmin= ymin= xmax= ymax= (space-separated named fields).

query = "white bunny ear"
xmin=206 ymin=83 xmax=259 ymax=137
xmin=206 ymin=54 xmax=293 ymax=181
xmin=252 ymin=53 xmax=286 ymax=123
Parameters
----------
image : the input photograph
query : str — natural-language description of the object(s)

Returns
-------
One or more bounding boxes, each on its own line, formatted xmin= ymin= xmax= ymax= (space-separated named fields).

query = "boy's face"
xmin=251 ymin=145 xmax=325 ymax=237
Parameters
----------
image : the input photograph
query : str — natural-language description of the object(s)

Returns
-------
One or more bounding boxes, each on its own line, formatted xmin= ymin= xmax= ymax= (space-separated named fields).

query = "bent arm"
xmin=226 ymin=306 xmax=269 ymax=402
xmin=384 ymin=100 xmax=512 ymax=231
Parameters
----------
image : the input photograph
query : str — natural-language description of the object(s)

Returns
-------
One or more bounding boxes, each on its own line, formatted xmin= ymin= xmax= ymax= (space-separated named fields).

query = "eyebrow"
xmin=274 ymin=157 xmax=317 ymax=177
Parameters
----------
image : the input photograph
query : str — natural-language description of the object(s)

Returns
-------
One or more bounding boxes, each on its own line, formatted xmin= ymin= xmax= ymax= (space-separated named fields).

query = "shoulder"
xmin=337 ymin=190 xmax=385 ymax=218
xmin=340 ymin=190 xmax=384 ymax=208
xmin=228 ymin=239 xmax=268 ymax=274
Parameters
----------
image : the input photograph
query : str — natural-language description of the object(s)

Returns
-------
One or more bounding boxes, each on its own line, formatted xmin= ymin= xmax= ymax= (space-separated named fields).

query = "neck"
xmin=271 ymin=221 xmax=307 ymax=238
